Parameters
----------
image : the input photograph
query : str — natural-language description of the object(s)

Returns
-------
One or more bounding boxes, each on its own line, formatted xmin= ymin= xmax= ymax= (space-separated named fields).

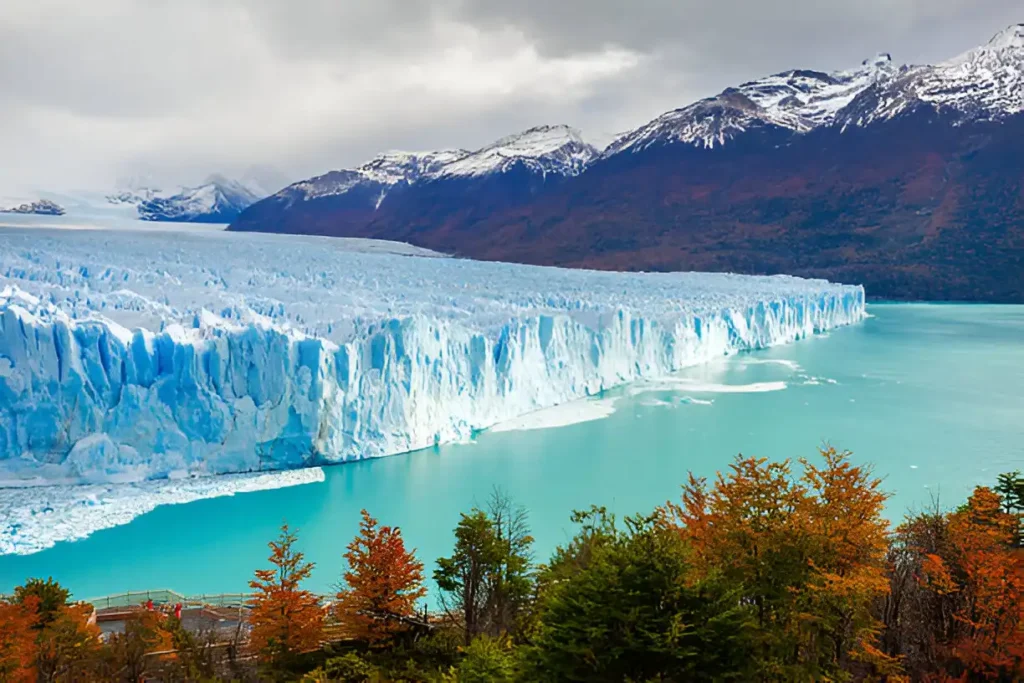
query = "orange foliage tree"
xmin=102 ymin=607 xmax=174 ymax=682
xmin=0 ymin=596 xmax=38 ymax=683
xmin=665 ymin=447 xmax=897 ymax=680
xmin=895 ymin=486 xmax=1024 ymax=680
xmin=35 ymin=602 xmax=102 ymax=682
xmin=335 ymin=509 xmax=427 ymax=645
xmin=249 ymin=523 xmax=324 ymax=670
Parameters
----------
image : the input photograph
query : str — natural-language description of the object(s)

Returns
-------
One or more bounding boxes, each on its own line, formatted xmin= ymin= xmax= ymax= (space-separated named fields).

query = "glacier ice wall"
xmin=0 ymin=227 xmax=865 ymax=485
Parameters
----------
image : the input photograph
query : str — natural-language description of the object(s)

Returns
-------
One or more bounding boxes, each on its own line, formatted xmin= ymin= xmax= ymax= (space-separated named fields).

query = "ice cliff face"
xmin=0 ymin=227 xmax=865 ymax=486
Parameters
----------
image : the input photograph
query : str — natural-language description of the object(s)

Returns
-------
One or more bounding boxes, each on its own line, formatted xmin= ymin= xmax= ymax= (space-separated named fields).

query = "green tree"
xmin=995 ymin=471 xmax=1024 ymax=511
xmin=995 ymin=470 xmax=1024 ymax=546
xmin=451 ymin=635 xmax=516 ymax=683
xmin=434 ymin=491 xmax=533 ymax=644
xmin=525 ymin=508 xmax=755 ymax=682
xmin=482 ymin=490 xmax=534 ymax=639
xmin=14 ymin=578 xmax=70 ymax=629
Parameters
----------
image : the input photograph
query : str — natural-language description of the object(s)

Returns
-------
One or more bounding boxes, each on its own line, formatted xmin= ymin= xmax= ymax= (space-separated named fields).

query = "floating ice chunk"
xmin=629 ymin=379 xmax=789 ymax=395
xmin=490 ymin=397 xmax=618 ymax=433
xmin=740 ymin=358 xmax=802 ymax=371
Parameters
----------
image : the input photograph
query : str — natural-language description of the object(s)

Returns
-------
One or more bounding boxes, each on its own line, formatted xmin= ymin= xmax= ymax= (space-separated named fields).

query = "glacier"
xmin=0 ymin=225 xmax=865 ymax=486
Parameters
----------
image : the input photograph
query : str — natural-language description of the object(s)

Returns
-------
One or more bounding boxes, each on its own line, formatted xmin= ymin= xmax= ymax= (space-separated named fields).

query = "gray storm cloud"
xmin=0 ymin=0 xmax=1018 ymax=193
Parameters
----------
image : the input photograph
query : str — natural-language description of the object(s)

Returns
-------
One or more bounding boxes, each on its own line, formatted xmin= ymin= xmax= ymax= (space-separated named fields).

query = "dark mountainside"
xmin=230 ymin=27 xmax=1024 ymax=302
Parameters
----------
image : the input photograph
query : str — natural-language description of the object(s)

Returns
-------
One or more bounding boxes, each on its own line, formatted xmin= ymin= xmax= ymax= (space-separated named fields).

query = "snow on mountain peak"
xmin=279 ymin=126 xmax=596 ymax=205
xmin=864 ymin=52 xmax=893 ymax=68
xmin=840 ymin=23 xmax=1024 ymax=126
xmin=985 ymin=23 xmax=1024 ymax=51
xmin=284 ymin=149 xmax=468 ymax=203
xmin=136 ymin=177 xmax=260 ymax=223
xmin=358 ymin=149 xmax=469 ymax=185
xmin=605 ymin=55 xmax=900 ymax=155
xmin=437 ymin=124 xmax=597 ymax=178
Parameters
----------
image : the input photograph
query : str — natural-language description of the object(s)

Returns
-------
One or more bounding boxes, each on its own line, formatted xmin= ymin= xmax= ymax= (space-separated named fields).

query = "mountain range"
xmin=234 ymin=24 xmax=1024 ymax=302
xmin=107 ymin=169 xmax=292 ymax=223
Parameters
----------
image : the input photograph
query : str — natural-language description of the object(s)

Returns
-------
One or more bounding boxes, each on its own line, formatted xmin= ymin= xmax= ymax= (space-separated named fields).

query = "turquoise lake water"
xmin=1 ymin=303 xmax=1021 ymax=599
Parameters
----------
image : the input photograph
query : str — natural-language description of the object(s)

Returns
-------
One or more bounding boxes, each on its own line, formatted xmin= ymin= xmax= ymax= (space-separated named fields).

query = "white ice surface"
xmin=0 ymin=467 xmax=324 ymax=555
xmin=627 ymin=379 xmax=790 ymax=396
xmin=489 ymin=397 xmax=618 ymax=433
xmin=0 ymin=225 xmax=865 ymax=489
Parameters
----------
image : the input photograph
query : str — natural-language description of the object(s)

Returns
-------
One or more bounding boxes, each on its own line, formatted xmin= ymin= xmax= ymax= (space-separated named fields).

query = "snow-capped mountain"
xmin=0 ymin=199 xmax=66 ymax=216
xmin=230 ymin=24 xmax=1024 ymax=302
xmin=437 ymin=125 xmax=597 ymax=178
xmin=101 ymin=169 xmax=292 ymax=223
xmin=284 ymin=149 xmax=467 ymax=205
xmin=137 ymin=176 xmax=261 ymax=223
xmin=606 ymin=54 xmax=898 ymax=153
xmin=231 ymin=126 xmax=596 ymax=234
xmin=837 ymin=24 xmax=1024 ymax=127
xmin=271 ymin=125 xmax=594 ymax=206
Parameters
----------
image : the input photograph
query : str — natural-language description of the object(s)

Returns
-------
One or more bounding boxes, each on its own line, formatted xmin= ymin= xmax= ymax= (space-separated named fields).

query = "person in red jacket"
xmin=174 ymin=603 xmax=182 ymax=621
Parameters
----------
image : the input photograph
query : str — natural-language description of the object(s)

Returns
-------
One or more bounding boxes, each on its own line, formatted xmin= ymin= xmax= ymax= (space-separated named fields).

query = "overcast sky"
xmin=0 ymin=0 xmax=1019 ymax=193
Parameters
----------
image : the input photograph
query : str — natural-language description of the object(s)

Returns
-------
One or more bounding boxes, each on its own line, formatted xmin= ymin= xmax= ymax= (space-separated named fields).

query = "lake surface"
xmin=1 ymin=303 xmax=1021 ymax=600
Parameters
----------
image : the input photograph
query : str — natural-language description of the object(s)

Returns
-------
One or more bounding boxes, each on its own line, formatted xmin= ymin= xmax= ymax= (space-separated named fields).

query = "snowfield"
xmin=0 ymin=226 xmax=865 ymax=489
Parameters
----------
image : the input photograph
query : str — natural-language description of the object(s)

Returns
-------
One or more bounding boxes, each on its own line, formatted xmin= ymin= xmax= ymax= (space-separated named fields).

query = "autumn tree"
xmin=886 ymin=486 xmax=1024 ymax=680
xmin=100 ymin=608 xmax=174 ymax=682
xmin=10 ymin=577 xmax=102 ymax=681
xmin=249 ymin=523 xmax=324 ymax=675
xmin=14 ymin=577 xmax=69 ymax=629
xmin=336 ymin=509 xmax=427 ymax=645
xmin=35 ymin=603 xmax=102 ymax=683
xmin=799 ymin=447 xmax=896 ymax=677
xmin=0 ymin=596 xmax=38 ymax=683
xmin=665 ymin=447 xmax=896 ymax=681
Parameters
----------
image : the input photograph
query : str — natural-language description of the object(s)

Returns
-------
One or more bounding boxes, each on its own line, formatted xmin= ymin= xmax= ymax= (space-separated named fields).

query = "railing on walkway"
xmin=86 ymin=590 xmax=254 ymax=610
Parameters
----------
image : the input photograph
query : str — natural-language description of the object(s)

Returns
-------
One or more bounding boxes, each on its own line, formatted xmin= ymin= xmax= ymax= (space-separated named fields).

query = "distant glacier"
xmin=0 ymin=226 xmax=865 ymax=486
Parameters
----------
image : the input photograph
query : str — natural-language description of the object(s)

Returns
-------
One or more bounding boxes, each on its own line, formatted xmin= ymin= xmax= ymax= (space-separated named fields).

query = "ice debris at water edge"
xmin=0 ymin=227 xmax=865 ymax=486
xmin=0 ymin=467 xmax=325 ymax=556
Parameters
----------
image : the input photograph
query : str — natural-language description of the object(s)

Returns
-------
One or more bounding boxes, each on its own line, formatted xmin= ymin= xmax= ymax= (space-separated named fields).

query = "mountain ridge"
xmin=230 ymin=24 xmax=1024 ymax=302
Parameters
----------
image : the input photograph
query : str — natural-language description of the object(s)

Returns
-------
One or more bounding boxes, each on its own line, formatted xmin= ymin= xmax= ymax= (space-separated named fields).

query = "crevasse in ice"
xmin=0 ymin=227 xmax=865 ymax=485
